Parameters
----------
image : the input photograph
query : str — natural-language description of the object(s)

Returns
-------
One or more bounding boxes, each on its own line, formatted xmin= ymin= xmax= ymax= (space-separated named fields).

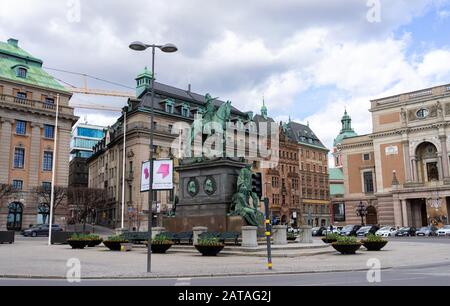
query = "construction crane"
xmin=68 ymin=87 xmax=135 ymax=99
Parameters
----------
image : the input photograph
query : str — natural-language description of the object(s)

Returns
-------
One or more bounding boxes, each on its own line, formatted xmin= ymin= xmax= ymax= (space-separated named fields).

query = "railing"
xmin=373 ymin=84 xmax=450 ymax=106
xmin=0 ymin=94 xmax=71 ymax=114
xmin=409 ymin=89 xmax=433 ymax=99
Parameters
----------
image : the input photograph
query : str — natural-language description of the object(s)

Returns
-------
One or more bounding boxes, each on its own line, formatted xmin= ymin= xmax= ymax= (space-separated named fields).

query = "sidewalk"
xmin=1 ymin=238 xmax=450 ymax=279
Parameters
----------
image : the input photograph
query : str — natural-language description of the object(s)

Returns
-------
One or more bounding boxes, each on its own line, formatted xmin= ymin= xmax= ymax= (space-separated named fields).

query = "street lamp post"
xmin=356 ymin=201 xmax=368 ymax=226
xmin=129 ymin=41 xmax=178 ymax=273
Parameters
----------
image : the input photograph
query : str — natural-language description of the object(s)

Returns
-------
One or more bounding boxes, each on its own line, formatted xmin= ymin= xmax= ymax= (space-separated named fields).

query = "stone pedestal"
xmin=295 ymin=226 xmax=313 ymax=244
xmin=242 ymin=226 xmax=258 ymax=248
xmin=272 ymin=225 xmax=287 ymax=245
xmin=164 ymin=158 xmax=247 ymax=233
xmin=152 ymin=227 xmax=166 ymax=239
xmin=193 ymin=226 xmax=208 ymax=245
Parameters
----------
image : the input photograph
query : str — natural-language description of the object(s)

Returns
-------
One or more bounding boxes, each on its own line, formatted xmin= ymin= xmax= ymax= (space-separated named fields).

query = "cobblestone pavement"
xmin=1 ymin=237 xmax=450 ymax=279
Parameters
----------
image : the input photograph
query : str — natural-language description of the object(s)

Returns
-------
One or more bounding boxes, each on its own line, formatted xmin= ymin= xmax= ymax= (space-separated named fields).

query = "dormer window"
xmin=12 ymin=64 xmax=29 ymax=79
xmin=181 ymin=104 xmax=190 ymax=117
xmin=165 ymin=99 xmax=175 ymax=114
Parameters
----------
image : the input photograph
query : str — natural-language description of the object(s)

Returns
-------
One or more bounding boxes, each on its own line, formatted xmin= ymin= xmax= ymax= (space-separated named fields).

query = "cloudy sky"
xmin=1 ymin=0 xmax=450 ymax=153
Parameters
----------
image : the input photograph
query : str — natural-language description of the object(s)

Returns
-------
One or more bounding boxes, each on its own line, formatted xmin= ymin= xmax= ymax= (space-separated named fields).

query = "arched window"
xmin=7 ymin=202 xmax=23 ymax=231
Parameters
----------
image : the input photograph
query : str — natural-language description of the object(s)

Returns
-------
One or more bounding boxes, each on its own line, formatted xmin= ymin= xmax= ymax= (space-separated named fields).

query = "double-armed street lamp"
xmin=356 ymin=201 xmax=368 ymax=226
xmin=129 ymin=41 xmax=178 ymax=273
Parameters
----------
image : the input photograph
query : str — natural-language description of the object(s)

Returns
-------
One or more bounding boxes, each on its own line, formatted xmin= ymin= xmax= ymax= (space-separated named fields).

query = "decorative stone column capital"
xmin=439 ymin=134 xmax=448 ymax=142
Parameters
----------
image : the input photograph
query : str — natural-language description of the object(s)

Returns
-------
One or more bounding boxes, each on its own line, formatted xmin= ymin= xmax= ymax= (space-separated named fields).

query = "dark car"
xmin=340 ymin=225 xmax=362 ymax=236
xmin=416 ymin=226 xmax=438 ymax=237
xmin=22 ymin=224 xmax=63 ymax=237
xmin=312 ymin=227 xmax=327 ymax=236
xmin=356 ymin=225 xmax=380 ymax=237
xmin=395 ymin=227 xmax=417 ymax=237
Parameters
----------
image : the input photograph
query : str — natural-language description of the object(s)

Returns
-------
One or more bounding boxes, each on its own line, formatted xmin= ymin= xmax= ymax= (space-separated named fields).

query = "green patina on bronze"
xmin=230 ymin=165 xmax=264 ymax=227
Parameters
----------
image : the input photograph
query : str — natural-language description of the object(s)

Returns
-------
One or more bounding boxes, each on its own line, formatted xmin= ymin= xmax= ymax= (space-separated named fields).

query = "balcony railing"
xmin=0 ymin=94 xmax=72 ymax=115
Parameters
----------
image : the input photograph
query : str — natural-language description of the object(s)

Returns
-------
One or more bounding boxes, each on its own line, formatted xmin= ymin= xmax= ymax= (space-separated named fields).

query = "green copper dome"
xmin=334 ymin=109 xmax=357 ymax=146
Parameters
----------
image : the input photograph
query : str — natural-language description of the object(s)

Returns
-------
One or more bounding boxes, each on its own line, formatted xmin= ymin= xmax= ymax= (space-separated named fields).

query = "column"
xmin=241 ymin=226 xmax=258 ymax=248
xmin=440 ymin=135 xmax=449 ymax=178
xmin=401 ymin=199 xmax=408 ymax=227
xmin=0 ymin=118 xmax=14 ymax=183
xmin=28 ymin=123 xmax=42 ymax=187
xmin=393 ymin=199 xmax=402 ymax=227
xmin=272 ymin=225 xmax=287 ymax=245
xmin=403 ymin=141 xmax=412 ymax=182
xmin=437 ymin=154 xmax=444 ymax=181
xmin=411 ymin=156 xmax=418 ymax=182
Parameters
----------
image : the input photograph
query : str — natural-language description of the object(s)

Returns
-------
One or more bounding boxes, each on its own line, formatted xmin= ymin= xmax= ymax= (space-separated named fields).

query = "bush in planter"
xmin=103 ymin=235 xmax=129 ymax=251
xmin=67 ymin=234 xmax=89 ymax=249
xmin=85 ymin=234 xmax=103 ymax=247
xmin=287 ymin=232 xmax=297 ymax=241
xmin=322 ymin=233 xmax=339 ymax=244
xmin=146 ymin=234 xmax=174 ymax=254
xmin=361 ymin=234 xmax=388 ymax=251
xmin=331 ymin=236 xmax=362 ymax=254
xmin=195 ymin=237 xmax=225 ymax=256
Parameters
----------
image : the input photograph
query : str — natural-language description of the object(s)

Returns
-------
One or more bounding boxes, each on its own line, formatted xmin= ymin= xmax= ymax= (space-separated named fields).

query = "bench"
xmin=0 ymin=231 xmax=15 ymax=244
xmin=198 ymin=231 xmax=240 ymax=245
xmin=121 ymin=232 xmax=149 ymax=244
xmin=162 ymin=231 xmax=193 ymax=245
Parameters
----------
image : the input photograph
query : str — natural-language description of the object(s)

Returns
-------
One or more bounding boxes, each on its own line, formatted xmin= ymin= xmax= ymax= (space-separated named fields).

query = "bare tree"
xmin=32 ymin=186 xmax=68 ymax=223
xmin=0 ymin=184 xmax=17 ymax=201
xmin=68 ymin=187 xmax=107 ymax=232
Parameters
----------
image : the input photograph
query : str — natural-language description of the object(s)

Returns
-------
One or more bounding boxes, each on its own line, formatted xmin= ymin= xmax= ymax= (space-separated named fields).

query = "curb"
xmin=0 ymin=266 xmax=393 ymax=280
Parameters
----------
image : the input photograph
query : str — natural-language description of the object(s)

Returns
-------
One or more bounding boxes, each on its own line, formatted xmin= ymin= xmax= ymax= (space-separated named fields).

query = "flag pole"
xmin=48 ymin=94 xmax=59 ymax=245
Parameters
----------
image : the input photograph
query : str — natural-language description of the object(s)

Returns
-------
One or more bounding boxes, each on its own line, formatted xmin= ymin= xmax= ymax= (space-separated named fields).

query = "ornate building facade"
xmin=0 ymin=38 xmax=77 ymax=230
xmin=340 ymin=84 xmax=450 ymax=227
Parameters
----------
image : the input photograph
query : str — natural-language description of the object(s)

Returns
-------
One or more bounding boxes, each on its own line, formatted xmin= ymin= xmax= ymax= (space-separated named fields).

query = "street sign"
xmin=152 ymin=159 xmax=174 ymax=190
xmin=140 ymin=161 xmax=151 ymax=192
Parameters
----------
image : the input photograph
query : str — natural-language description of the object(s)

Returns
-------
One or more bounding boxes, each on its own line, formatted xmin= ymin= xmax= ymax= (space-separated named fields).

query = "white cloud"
xmin=1 ymin=0 xmax=450 ymax=160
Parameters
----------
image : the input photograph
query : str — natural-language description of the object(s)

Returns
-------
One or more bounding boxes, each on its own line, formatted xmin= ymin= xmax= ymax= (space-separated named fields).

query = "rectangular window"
xmin=363 ymin=153 xmax=370 ymax=161
xmin=12 ymin=180 xmax=23 ymax=190
xmin=16 ymin=120 xmax=26 ymax=135
xmin=363 ymin=171 xmax=374 ymax=193
xmin=333 ymin=202 xmax=346 ymax=222
xmin=16 ymin=92 xmax=27 ymax=100
xmin=14 ymin=148 xmax=25 ymax=168
xmin=44 ymin=125 xmax=55 ymax=139
xmin=43 ymin=151 xmax=53 ymax=171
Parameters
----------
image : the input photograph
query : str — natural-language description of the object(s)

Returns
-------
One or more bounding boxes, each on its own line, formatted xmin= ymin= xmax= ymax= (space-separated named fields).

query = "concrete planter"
xmin=195 ymin=245 xmax=225 ymax=256
xmin=331 ymin=242 xmax=362 ymax=254
xmin=87 ymin=239 xmax=103 ymax=247
xmin=362 ymin=240 xmax=388 ymax=251
xmin=67 ymin=240 xmax=88 ymax=249
xmin=150 ymin=243 xmax=173 ymax=254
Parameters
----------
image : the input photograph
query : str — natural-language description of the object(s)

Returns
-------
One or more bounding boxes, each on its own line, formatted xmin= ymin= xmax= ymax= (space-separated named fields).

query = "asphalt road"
xmin=1 ymin=261 xmax=449 ymax=286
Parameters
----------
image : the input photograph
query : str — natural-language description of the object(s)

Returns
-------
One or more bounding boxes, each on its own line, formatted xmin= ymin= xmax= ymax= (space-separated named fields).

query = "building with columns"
xmin=0 ymin=38 xmax=78 ymax=230
xmin=339 ymin=84 xmax=450 ymax=227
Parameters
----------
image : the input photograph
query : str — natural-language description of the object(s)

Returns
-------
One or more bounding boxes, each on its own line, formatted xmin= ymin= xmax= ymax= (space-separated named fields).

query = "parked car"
xmin=312 ymin=227 xmax=327 ymax=236
xmin=376 ymin=226 xmax=397 ymax=237
xmin=22 ymin=224 xmax=63 ymax=237
xmin=287 ymin=227 xmax=299 ymax=234
xmin=436 ymin=225 xmax=450 ymax=236
xmin=340 ymin=225 xmax=362 ymax=236
xmin=416 ymin=226 xmax=438 ymax=237
xmin=356 ymin=225 xmax=380 ymax=237
xmin=324 ymin=226 xmax=342 ymax=235
xmin=395 ymin=227 xmax=416 ymax=237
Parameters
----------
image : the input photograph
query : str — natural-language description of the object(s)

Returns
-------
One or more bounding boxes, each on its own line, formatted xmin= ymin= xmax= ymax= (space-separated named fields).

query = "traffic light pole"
xmin=263 ymin=197 xmax=272 ymax=270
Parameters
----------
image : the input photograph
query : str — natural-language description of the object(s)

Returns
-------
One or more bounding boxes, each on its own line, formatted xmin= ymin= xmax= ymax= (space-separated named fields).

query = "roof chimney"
xmin=188 ymin=84 xmax=191 ymax=92
xmin=7 ymin=38 xmax=19 ymax=47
